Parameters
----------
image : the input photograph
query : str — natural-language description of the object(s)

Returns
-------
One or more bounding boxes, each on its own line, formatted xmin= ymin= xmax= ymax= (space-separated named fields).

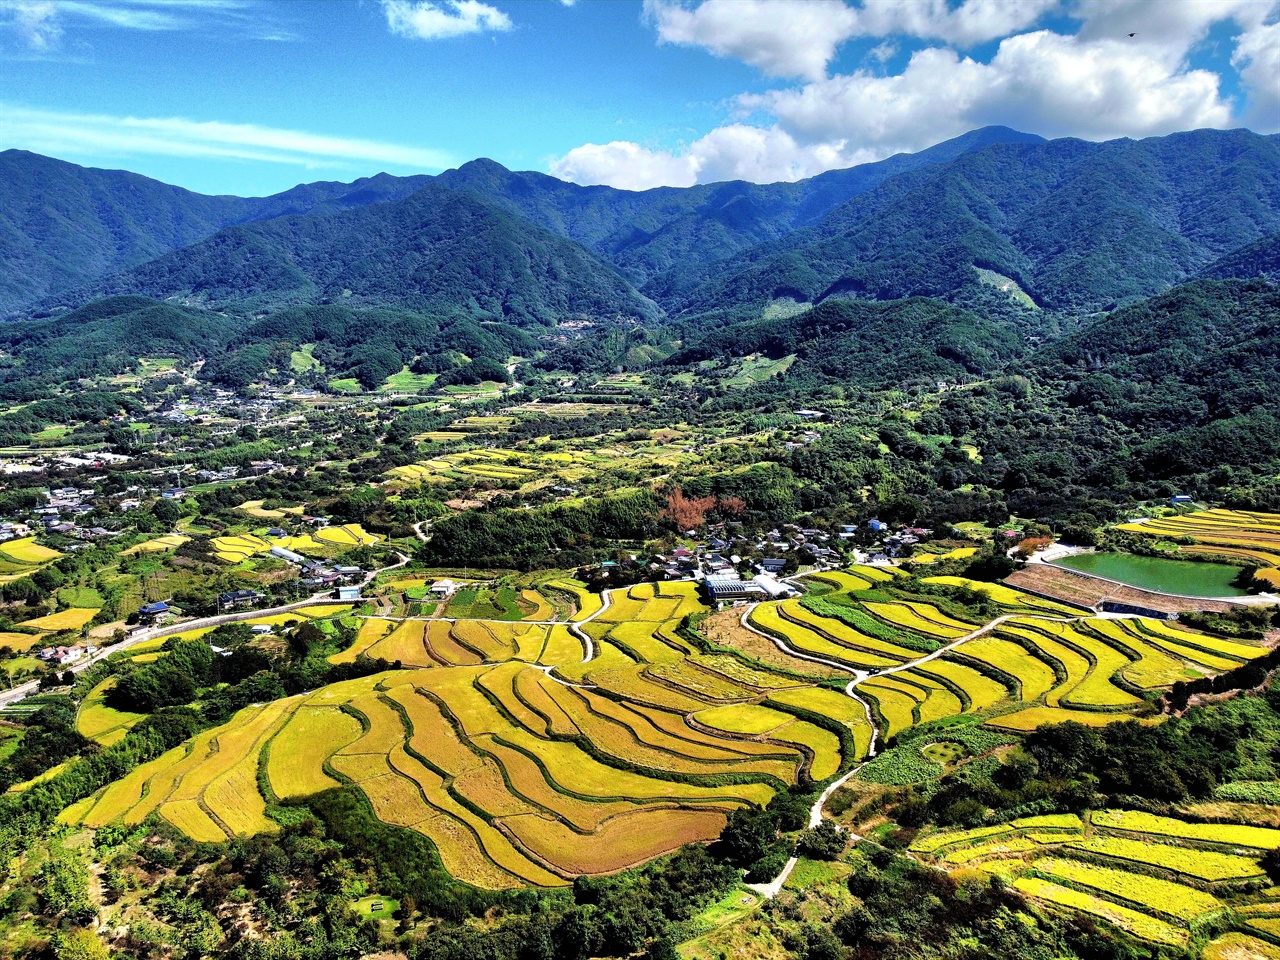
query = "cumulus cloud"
xmin=1 ymin=103 xmax=456 ymax=171
xmin=645 ymin=0 xmax=1060 ymax=81
xmin=382 ymin=0 xmax=511 ymax=41
xmin=744 ymin=31 xmax=1234 ymax=149
xmin=646 ymin=0 xmax=860 ymax=82
xmin=1233 ymin=16 xmax=1280 ymax=130
xmin=551 ymin=124 xmax=875 ymax=191
xmin=555 ymin=0 xmax=1275 ymax=189
xmin=551 ymin=140 xmax=698 ymax=190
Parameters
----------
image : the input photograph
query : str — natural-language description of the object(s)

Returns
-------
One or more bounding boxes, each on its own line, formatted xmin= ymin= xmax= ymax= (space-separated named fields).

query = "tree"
xmin=797 ymin=821 xmax=847 ymax=860
xmin=53 ymin=929 xmax=110 ymax=960
xmin=662 ymin=486 xmax=716 ymax=531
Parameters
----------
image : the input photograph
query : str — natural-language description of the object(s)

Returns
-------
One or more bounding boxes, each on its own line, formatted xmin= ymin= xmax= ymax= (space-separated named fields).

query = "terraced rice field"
xmin=920 ymin=575 xmax=1082 ymax=615
xmin=77 ymin=677 xmax=144 ymax=746
xmin=910 ymin=807 xmax=1269 ymax=946
xmin=121 ymin=534 xmax=190 ymax=555
xmin=0 ymin=630 xmax=47 ymax=653
xmin=211 ymin=524 xmax=378 ymax=562
xmin=64 ymin=573 xmax=1265 ymax=907
xmin=1117 ymin=509 xmax=1280 ymax=568
xmin=0 ymin=537 xmax=63 ymax=564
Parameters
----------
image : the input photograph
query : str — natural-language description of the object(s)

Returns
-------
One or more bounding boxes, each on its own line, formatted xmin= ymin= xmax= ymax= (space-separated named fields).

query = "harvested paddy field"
xmin=63 ymin=567 xmax=1268 ymax=900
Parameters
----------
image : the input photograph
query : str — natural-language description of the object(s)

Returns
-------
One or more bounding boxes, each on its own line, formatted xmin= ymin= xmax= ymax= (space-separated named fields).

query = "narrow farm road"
xmin=569 ymin=586 xmax=611 ymax=663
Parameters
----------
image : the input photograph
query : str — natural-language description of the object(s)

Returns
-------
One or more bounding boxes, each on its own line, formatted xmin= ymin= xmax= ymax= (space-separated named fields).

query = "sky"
xmin=1 ymin=0 xmax=1277 ymax=195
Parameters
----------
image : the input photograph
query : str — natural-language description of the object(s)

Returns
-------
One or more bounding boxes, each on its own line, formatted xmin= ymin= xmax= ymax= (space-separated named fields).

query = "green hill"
xmin=0 ymin=150 xmax=431 ymax=314
xmin=679 ymin=129 xmax=1280 ymax=315
xmin=71 ymin=186 xmax=660 ymax=324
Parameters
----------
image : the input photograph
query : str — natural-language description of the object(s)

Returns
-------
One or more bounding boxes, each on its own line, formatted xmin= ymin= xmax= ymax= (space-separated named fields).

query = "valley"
xmin=0 ymin=124 xmax=1277 ymax=960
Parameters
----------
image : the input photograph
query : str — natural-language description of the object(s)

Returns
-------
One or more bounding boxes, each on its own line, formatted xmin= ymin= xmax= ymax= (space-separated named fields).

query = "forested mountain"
xmin=678 ymin=129 xmax=1280 ymax=315
xmin=0 ymin=128 xmax=1036 ymax=318
xmin=432 ymin=126 xmax=1044 ymax=300
xmin=1030 ymin=278 xmax=1280 ymax=483
xmin=8 ymin=128 xmax=1277 ymax=324
xmin=672 ymin=296 xmax=1028 ymax=390
xmin=0 ymin=150 xmax=432 ymax=314
xmin=1200 ymin=232 xmax=1280 ymax=282
xmin=53 ymin=185 xmax=659 ymax=323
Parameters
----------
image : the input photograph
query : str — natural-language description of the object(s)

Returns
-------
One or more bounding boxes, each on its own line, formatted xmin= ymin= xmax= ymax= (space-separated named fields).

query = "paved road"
xmin=0 ymin=552 xmax=411 ymax=710
xmin=569 ymin=586 xmax=610 ymax=663
xmin=737 ymin=602 xmax=1089 ymax=899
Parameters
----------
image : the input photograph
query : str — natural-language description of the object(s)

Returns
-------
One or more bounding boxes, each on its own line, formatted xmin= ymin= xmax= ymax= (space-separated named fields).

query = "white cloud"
xmin=551 ymin=139 xmax=698 ymax=190
xmin=1 ymin=1 xmax=294 ymax=49
xmin=3 ymin=1 xmax=62 ymax=49
xmin=644 ymin=0 xmax=1060 ymax=81
xmin=382 ymin=0 xmax=511 ymax=41
xmin=1233 ymin=16 xmax=1280 ymax=130
xmin=851 ymin=0 xmax=1061 ymax=47
xmin=646 ymin=0 xmax=860 ymax=82
xmin=557 ymin=0 xmax=1273 ymax=189
xmin=745 ymin=31 xmax=1234 ymax=149
xmin=551 ymin=124 xmax=875 ymax=190
xmin=0 ymin=103 xmax=457 ymax=171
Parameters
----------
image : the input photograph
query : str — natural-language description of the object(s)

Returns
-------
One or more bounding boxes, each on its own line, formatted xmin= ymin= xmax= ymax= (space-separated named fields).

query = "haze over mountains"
xmin=6 ymin=126 xmax=1279 ymax=322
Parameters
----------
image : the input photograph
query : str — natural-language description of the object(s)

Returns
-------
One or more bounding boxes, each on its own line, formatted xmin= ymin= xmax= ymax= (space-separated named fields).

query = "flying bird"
xmin=1128 ymin=32 xmax=1136 ymax=37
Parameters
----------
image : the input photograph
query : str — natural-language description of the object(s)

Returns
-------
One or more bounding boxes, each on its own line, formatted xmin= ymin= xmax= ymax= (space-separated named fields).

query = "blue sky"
xmin=1 ymin=0 xmax=1277 ymax=195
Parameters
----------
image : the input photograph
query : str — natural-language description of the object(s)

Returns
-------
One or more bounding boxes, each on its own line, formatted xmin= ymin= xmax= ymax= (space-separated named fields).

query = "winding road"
xmin=737 ymin=602 xmax=1086 ymax=898
xmin=0 ymin=551 xmax=411 ymax=710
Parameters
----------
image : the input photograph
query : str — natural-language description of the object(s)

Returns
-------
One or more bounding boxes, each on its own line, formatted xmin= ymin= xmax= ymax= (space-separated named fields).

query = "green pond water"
xmin=1053 ymin=552 xmax=1248 ymax=598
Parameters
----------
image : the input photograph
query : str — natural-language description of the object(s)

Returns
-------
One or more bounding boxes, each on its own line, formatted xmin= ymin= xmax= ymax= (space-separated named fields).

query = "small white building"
xmin=751 ymin=574 xmax=796 ymax=599
xmin=429 ymin=579 xmax=458 ymax=599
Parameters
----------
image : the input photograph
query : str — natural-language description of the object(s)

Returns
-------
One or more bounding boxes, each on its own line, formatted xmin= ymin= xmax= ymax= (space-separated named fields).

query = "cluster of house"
xmin=161 ymin=392 xmax=284 ymax=424
xmin=28 ymin=487 xmax=120 ymax=542
xmin=0 ymin=522 xmax=33 ymax=543
xmin=36 ymin=642 xmax=98 ymax=666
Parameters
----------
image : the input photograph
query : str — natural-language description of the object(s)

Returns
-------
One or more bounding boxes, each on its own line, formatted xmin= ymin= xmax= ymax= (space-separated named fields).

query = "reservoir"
xmin=1053 ymin=552 xmax=1249 ymax=598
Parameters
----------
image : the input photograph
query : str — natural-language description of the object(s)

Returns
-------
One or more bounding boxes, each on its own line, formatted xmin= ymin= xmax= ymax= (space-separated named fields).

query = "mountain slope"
xmin=1030 ymin=278 xmax=1280 ymax=481
xmin=434 ymin=126 xmax=1044 ymax=303
xmin=67 ymin=185 xmax=659 ymax=324
xmin=1199 ymin=233 xmax=1280 ymax=282
xmin=670 ymin=295 xmax=1027 ymax=391
xmin=0 ymin=150 xmax=430 ymax=314
xmin=679 ymin=129 xmax=1280 ymax=315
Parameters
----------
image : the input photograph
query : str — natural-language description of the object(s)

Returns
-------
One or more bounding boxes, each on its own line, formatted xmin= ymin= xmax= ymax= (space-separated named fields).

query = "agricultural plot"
xmin=1091 ymin=810 xmax=1280 ymax=850
xmin=543 ymin=578 xmax=602 ymax=621
xmin=211 ymin=524 xmax=377 ymax=563
xmin=778 ymin=601 xmax=918 ymax=661
xmin=0 ymin=537 xmax=63 ymax=564
xmin=997 ymin=619 xmax=1143 ymax=711
xmin=748 ymin=603 xmax=897 ymax=670
xmin=862 ymin=600 xmax=974 ymax=639
xmin=1066 ymin=835 xmax=1264 ymax=882
xmin=808 ymin=570 xmax=874 ymax=593
xmin=0 ymin=630 xmax=47 ymax=653
xmin=1032 ymin=857 xmax=1223 ymax=922
xmin=920 ymin=575 xmax=1083 ymax=615
xmin=1117 ymin=509 xmax=1280 ymax=568
xmin=986 ymin=706 xmax=1156 ymax=732
xmin=64 ymin=562 xmax=1264 ymax=902
xmin=121 ymin=534 xmax=190 ymax=555
xmin=21 ymin=607 xmax=99 ymax=631
xmin=77 ymin=677 xmax=144 ymax=747
xmin=911 ymin=808 xmax=1268 ymax=945
xmin=1011 ymin=877 xmax=1188 ymax=946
